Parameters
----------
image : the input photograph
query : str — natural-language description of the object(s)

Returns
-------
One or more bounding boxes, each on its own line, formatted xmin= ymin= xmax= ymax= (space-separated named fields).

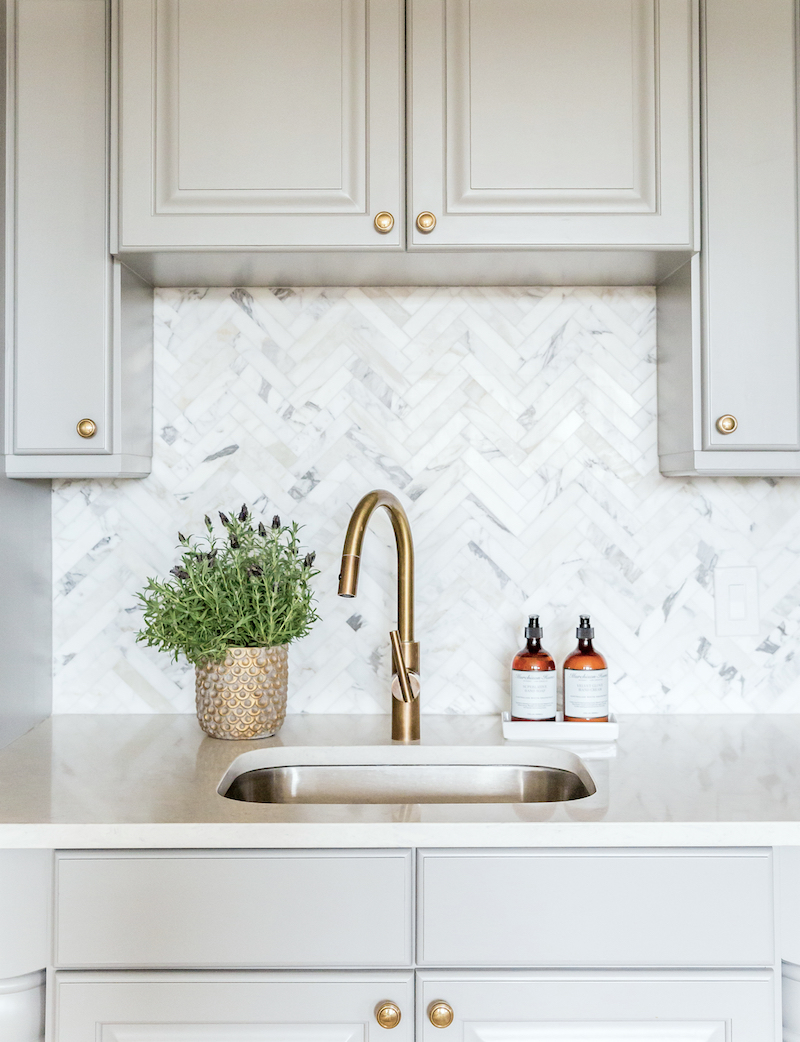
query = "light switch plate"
xmin=714 ymin=566 xmax=759 ymax=636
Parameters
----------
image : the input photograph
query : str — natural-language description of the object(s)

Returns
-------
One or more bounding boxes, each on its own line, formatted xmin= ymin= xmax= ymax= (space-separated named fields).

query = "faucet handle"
xmin=389 ymin=630 xmax=415 ymax=703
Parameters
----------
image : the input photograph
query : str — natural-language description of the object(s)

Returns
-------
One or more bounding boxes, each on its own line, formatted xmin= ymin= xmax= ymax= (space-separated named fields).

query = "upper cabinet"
xmin=116 ymin=0 xmax=405 ymax=250
xmin=4 ymin=0 xmax=153 ymax=479
xmin=115 ymin=0 xmax=697 ymax=256
xmin=657 ymin=0 xmax=800 ymax=476
xmin=408 ymin=0 xmax=697 ymax=249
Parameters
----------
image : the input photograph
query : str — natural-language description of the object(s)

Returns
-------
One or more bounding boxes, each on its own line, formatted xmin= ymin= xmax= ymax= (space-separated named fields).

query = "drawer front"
xmin=55 ymin=970 xmax=414 ymax=1042
xmin=56 ymin=850 xmax=412 ymax=968
xmin=418 ymin=849 xmax=773 ymax=967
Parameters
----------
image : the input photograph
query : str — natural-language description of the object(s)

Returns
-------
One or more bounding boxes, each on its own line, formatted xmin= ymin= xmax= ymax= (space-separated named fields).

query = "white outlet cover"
xmin=713 ymin=566 xmax=759 ymax=637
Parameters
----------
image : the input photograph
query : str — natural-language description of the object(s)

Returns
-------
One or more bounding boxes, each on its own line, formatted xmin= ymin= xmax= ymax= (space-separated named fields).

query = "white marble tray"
xmin=501 ymin=711 xmax=619 ymax=742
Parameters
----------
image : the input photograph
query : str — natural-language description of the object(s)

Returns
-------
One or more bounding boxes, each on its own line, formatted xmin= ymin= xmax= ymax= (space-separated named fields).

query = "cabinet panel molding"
xmin=104 ymin=1025 xmax=364 ymax=1042
xmin=465 ymin=1023 xmax=724 ymax=1042
xmin=446 ymin=0 xmax=657 ymax=213
xmin=154 ymin=0 xmax=365 ymax=213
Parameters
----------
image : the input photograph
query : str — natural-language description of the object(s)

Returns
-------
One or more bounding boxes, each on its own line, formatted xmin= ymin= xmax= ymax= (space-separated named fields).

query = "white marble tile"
xmin=51 ymin=286 xmax=800 ymax=714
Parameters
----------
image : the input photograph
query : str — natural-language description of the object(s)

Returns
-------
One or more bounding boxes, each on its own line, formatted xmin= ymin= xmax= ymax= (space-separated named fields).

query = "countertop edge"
xmin=0 ymin=822 xmax=795 ymax=849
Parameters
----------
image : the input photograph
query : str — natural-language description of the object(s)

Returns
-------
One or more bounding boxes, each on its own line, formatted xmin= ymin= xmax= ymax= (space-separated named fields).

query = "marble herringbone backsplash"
xmin=52 ymin=286 xmax=800 ymax=714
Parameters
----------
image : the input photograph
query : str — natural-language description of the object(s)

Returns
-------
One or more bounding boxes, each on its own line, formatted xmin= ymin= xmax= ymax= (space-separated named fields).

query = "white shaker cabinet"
xmin=115 ymin=0 xmax=405 ymax=250
xmin=4 ymin=0 xmax=153 ymax=479
xmin=658 ymin=0 xmax=800 ymax=476
xmin=407 ymin=0 xmax=698 ymax=250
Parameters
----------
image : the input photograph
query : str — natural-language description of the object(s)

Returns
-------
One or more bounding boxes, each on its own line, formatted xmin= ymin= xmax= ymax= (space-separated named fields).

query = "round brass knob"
xmin=716 ymin=414 xmax=738 ymax=435
xmin=375 ymin=1002 xmax=401 ymax=1029
xmin=416 ymin=211 xmax=437 ymax=233
xmin=374 ymin=211 xmax=395 ymax=233
xmin=76 ymin=418 xmax=97 ymax=439
xmin=428 ymin=1002 xmax=454 ymax=1029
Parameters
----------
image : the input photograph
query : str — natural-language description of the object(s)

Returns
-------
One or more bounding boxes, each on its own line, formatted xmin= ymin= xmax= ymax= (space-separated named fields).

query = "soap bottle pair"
xmin=510 ymin=615 xmax=608 ymax=722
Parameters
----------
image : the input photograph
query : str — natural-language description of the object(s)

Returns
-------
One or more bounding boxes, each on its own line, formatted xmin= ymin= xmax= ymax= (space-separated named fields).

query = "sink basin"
xmin=218 ymin=748 xmax=595 ymax=805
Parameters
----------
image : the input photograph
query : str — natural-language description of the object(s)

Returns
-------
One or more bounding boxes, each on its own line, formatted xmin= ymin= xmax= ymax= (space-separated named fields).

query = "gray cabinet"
xmin=116 ymin=0 xmax=405 ymax=251
xmin=658 ymin=0 xmax=800 ymax=476
xmin=55 ymin=971 xmax=415 ymax=1042
xmin=408 ymin=0 xmax=698 ymax=250
xmin=116 ymin=0 xmax=696 ymax=256
xmin=4 ymin=0 xmax=152 ymax=479
xmin=51 ymin=847 xmax=779 ymax=1042
xmin=417 ymin=970 xmax=774 ymax=1042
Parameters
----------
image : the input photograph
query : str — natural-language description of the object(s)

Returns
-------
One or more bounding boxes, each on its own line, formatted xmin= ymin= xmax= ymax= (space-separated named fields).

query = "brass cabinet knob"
xmin=374 ymin=211 xmax=395 ymax=233
xmin=416 ymin=211 xmax=437 ymax=233
xmin=76 ymin=418 xmax=97 ymax=438
xmin=428 ymin=1002 xmax=454 ymax=1029
xmin=716 ymin=414 xmax=738 ymax=434
xmin=375 ymin=1002 xmax=401 ymax=1029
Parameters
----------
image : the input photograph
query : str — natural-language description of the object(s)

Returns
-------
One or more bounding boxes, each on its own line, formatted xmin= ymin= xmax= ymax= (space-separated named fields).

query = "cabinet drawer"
xmin=418 ymin=849 xmax=773 ymax=967
xmin=56 ymin=850 xmax=412 ymax=968
xmin=55 ymin=970 xmax=414 ymax=1042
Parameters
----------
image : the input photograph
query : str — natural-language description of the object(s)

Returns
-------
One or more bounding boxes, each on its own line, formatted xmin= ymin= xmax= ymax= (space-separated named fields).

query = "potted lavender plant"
xmin=136 ymin=505 xmax=318 ymax=739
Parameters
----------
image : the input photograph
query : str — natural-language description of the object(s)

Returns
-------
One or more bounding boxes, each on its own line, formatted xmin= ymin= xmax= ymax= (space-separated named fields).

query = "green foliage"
xmin=136 ymin=506 xmax=319 ymax=666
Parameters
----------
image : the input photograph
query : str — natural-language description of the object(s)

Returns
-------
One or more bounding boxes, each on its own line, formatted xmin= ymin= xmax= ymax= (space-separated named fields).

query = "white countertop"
xmin=0 ymin=713 xmax=798 ymax=848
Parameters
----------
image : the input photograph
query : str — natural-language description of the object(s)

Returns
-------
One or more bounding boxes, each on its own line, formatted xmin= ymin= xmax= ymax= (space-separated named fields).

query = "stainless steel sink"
xmin=219 ymin=755 xmax=595 ymax=805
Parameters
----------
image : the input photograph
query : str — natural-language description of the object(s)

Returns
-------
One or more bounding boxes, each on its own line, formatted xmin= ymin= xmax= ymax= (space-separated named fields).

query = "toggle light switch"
xmin=714 ymin=566 xmax=759 ymax=636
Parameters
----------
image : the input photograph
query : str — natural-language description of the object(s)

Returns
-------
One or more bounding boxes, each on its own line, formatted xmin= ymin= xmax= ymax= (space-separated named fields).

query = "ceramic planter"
xmin=195 ymin=645 xmax=288 ymax=740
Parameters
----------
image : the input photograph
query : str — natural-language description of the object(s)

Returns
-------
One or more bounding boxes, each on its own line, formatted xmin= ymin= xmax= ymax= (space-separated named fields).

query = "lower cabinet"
xmin=53 ymin=968 xmax=775 ymax=1042
xmin=418 ymin=970 xmax=775 ymax=1042
xmin=54 ymin=971 xmax=415 ymax=1042
xmin=50 ymin=849 xmax=780 ymax=1042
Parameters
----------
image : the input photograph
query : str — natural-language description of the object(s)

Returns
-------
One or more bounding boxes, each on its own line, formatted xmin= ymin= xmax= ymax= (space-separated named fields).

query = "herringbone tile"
xmin=52 ymin=286 xmax=800 ymax=715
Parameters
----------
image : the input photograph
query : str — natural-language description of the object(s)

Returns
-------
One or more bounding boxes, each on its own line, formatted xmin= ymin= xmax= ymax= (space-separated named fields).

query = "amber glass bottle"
xmin=563 ymin=615 xmax=608 ymax=722
xmin=510 ymin=615 xmax=557 ymax=721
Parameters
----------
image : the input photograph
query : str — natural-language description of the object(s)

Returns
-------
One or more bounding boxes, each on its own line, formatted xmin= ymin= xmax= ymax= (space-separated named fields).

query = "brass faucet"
xmin=338 ymin=490 xmax=420 ymax=742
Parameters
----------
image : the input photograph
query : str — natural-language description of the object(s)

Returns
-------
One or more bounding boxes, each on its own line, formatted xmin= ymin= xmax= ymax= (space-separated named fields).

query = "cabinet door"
xmin=408 ymin=0 xmax=697 ymax=249
xmin=11 ymin=0 xmax=110 ymax=455
xmin=55 ymin=971 xmax=414 ymax=1042
xmin=5 ymin=0 xmax=153 ymax=478
xmin=703 ymin=0 xmax=800 ymax=451
xmin=117 ymin=0 xmax=404 ymax=250
xmin=418 ymin=970 xmax=774 ymax=1042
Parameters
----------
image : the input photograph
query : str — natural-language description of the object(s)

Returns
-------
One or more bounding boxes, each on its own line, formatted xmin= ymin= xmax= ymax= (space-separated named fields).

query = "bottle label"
xmin=511 ymin=669 xmax=557 ymax=719
xmin=564 ymin=668 xmax=609 ymax=719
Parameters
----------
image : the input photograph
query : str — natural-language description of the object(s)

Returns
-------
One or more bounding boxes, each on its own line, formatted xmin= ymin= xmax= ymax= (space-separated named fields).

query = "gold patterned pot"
xmin=195 ymin=645 xmax=288 ymax=740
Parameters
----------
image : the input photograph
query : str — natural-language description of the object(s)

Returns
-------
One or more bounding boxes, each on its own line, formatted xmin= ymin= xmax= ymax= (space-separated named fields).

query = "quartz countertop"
xmin=0 ymin=713 xmax=798 ymax=848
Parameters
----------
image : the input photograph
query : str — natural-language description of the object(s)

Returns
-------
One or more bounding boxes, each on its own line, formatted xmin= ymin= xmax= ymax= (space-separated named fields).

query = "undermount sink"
xmin=218 ymin=748 xmax=596 ymax=805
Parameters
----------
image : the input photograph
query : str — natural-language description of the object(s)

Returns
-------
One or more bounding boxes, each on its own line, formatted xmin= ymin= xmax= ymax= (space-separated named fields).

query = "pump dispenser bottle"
xmin=510 ymin=615 xmax=557 ymax=721
xmin=564 ymin=615 xmax=608 ymax=722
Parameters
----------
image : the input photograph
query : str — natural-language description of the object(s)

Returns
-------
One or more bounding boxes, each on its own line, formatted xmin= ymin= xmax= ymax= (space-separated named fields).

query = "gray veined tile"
xmin=51 ymin=285 xmax=800 ymax=716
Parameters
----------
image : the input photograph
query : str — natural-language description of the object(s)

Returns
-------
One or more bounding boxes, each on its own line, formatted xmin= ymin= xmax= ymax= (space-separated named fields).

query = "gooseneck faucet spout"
xmin=338 ymin=490 xmax=420 ymax=741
